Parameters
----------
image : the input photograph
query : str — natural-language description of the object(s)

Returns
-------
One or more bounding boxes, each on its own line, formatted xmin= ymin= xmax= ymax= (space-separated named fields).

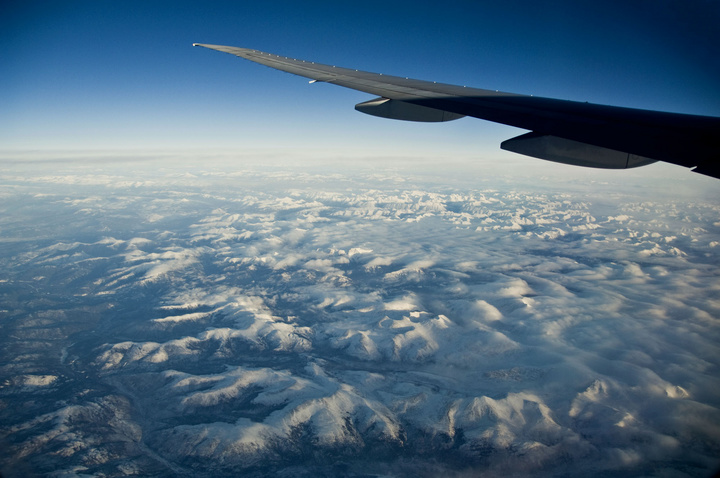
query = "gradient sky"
xmin=2 ymin=0 xmax=719 ymax=161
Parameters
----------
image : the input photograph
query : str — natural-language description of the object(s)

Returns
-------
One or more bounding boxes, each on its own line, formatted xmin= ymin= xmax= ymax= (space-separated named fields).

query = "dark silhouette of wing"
xmin=194 ymin=43 xmax=720 ymax=178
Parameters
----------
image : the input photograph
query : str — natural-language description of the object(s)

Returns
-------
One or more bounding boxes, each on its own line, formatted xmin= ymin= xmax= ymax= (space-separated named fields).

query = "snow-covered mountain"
xmin=1 ymin=157 xmax=719 ymax=477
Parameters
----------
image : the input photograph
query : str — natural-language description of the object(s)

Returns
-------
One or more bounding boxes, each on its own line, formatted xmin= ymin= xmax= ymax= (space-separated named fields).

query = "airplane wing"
xmin=193 ymin=43 xmax=720 ymax=178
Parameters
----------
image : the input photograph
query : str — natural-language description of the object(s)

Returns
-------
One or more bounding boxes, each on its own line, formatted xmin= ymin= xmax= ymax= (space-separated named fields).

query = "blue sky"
xmin=2 ymin=0 xmax=719 ymax=161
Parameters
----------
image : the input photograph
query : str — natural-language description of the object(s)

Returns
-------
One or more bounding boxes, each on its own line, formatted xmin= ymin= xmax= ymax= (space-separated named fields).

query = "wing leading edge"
xmin=193 ymin=43 xmax=720 ymax=178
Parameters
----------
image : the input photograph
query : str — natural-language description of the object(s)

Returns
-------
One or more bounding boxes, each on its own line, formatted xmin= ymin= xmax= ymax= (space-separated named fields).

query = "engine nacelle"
xmin=501 ymin=132 xmax=656 ymax=169
xmin=355 ymin=97 xmax=465 ymax=123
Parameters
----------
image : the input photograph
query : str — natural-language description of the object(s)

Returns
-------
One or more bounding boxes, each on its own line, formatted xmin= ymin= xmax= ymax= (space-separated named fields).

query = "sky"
xmin=2 ymin=0 xmax=719 ymax=162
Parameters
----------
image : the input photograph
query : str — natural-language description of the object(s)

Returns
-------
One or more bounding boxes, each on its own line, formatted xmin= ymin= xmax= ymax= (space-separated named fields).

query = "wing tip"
xmin=691 ymin=163 xmax=720 ymax=179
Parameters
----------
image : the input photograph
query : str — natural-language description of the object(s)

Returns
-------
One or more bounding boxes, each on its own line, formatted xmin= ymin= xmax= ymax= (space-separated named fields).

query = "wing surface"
xmin=193 ymin=43 xmax=719 ymax=178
